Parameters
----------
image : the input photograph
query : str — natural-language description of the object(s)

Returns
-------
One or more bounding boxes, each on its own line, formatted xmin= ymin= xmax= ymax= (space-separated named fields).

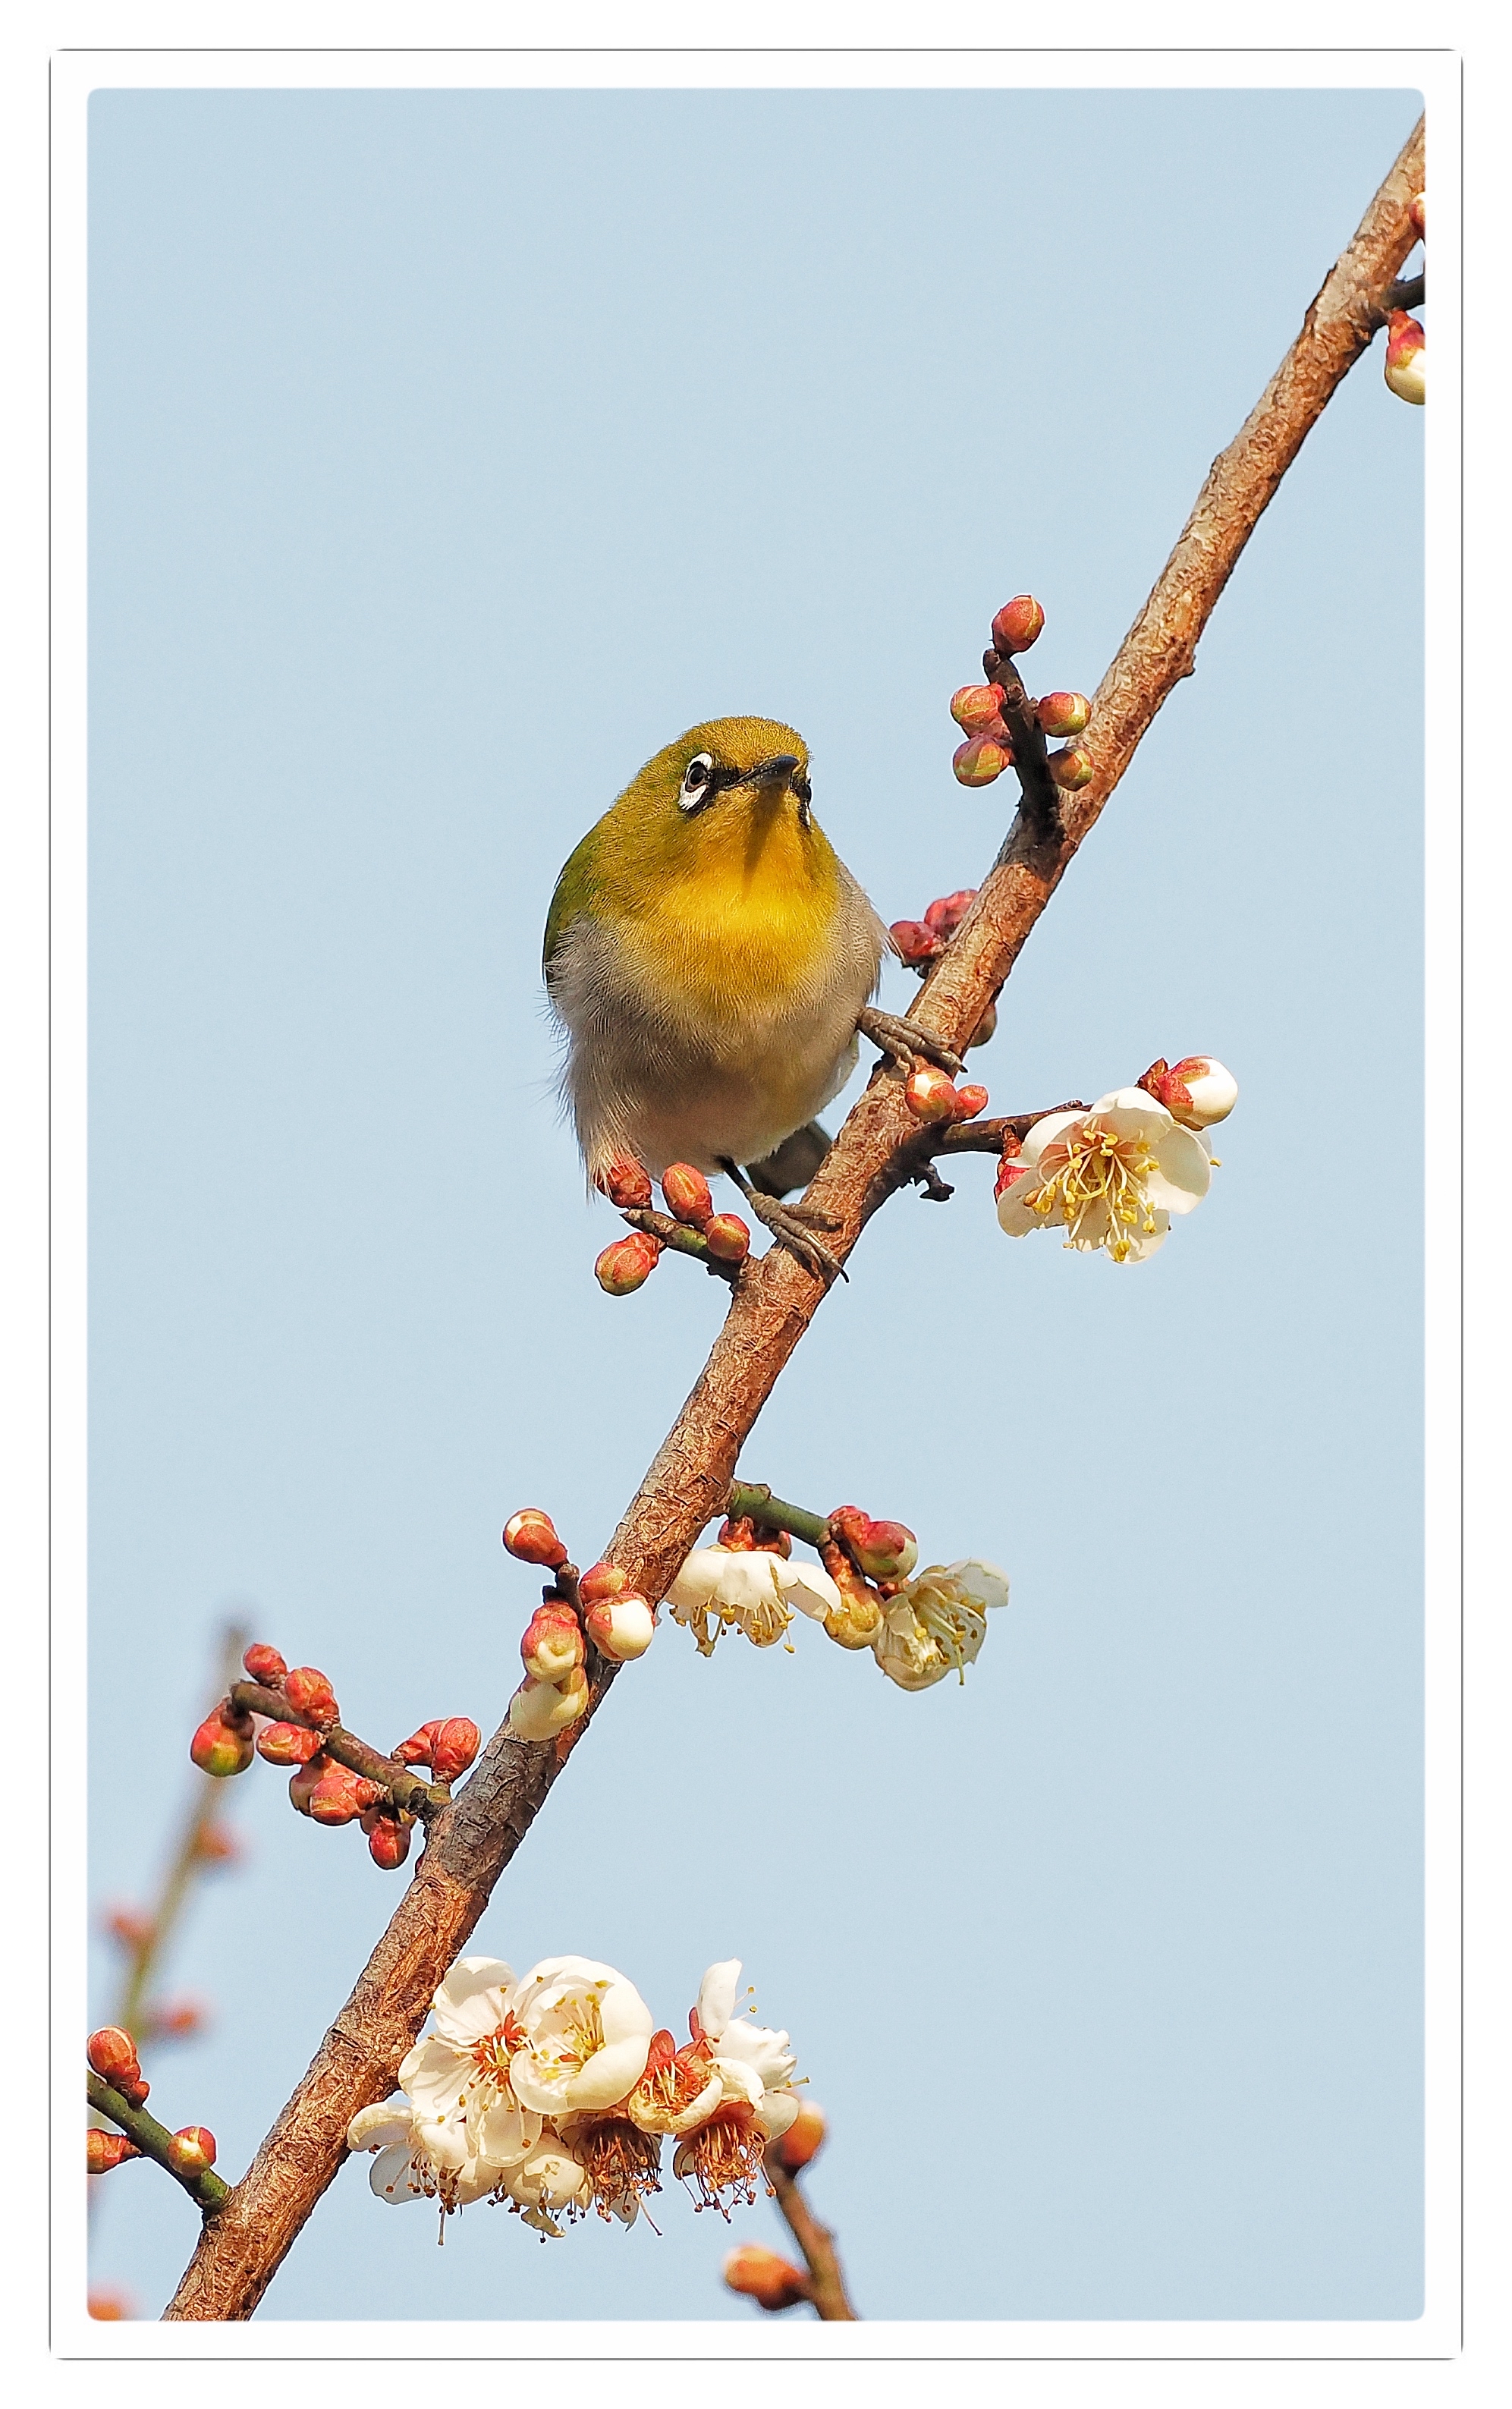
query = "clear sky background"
xmin=86 ymin=84 xmax=1425 ymax=2324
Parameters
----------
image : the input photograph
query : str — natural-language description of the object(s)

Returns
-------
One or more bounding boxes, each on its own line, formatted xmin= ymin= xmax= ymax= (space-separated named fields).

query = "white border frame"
xmin=49 ymin=41 xmax=1462 ymax=2372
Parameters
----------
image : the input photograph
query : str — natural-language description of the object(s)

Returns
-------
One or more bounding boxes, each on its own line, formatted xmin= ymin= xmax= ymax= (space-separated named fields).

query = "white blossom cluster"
xmin=347 ymin=1955 xmax=798 ymax=2236
xmin=665 ymin=1544 xmax=1008 ymax=1689
xmin=997 ymin=1068 xmax=1237 ymax=1266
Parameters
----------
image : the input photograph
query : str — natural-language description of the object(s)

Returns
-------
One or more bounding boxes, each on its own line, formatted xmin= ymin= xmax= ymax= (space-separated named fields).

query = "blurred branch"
xmin=162 ymin=114 xmax=1425 ymax=2323
xmin=766 ymin=2159 xmax=858 ymax=2322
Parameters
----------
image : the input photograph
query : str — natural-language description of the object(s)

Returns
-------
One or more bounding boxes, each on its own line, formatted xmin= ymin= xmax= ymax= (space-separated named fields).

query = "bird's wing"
xmin=542 ymin=835 xmax=599 ymax=989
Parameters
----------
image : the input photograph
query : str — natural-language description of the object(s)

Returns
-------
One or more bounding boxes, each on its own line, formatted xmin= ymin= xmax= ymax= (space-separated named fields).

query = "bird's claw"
xmin=717 ymin=1159 xmax=848 ymax=1284
xmin=857 ymin=1005 xmax=964 ymax=1079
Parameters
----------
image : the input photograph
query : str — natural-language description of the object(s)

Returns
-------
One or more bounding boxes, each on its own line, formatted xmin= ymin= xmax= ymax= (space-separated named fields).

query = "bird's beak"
xmin=732 ymin=753 xmax=802 ymax=791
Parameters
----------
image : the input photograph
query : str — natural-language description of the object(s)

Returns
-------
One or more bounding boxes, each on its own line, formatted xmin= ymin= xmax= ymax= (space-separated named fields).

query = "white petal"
xmin=696 ymin=1960 xmax=741 ymax=2039
xmin=708 ymin=2055 xmax=764 ymax=2109
xmin=435 ymin=1957 xmax=516 ymax=2014
xmin=943 ymin=1558 xmax=1010 ymax=1612
xmin=997 ymin=1175 xmax=1051 ymax=1238
xmin=756 ymin=2090 xmax=800 ymax=2141
xmin=778 ymin=1560 xmax=844 ymax=1620
xmin=414 ymin=2116 xmax=469 ymax=2173
xmin=715 ymin=1555 xmax=782 ymax=1611
xmin=399 ymin=2036 xmax=470 ymax=2121
xmin=346 ymin=2103 xmax=412 ymax=2153
xmin=478 ymin=2100 xmax=539 ymax=2169
xmin=369 ymin=2143 xmax=426 ymax=2203
xmin=1091 ymin=1087 xmax=1171 ymax=1121
xmin=664 ymin=1549 xmax=732 ymax=1610
xmin=563 ymin=2031 xmax=652 ymax=2112
xmin=1020 ymin=1109 xmax=1085 ymax=1164
xmin=716 ymin=2021 xmax=797 ymax=2088
xmin=1145 ymin=1121 xmax=1212 ymax=1214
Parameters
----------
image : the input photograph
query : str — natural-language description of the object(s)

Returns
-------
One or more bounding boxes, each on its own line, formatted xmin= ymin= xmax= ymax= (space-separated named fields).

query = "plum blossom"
xmin=996 ymin=1089 xmax=1211 ymax=1263
xmin=498 ymin=2129 xmax=593 ymax=2236
xmin=508 ymin=1955 xmax=655 ymax=2117
xmin=664 ymin=1545 xmax=842 ymax=1655
xmin=872 ymin=1559 xmax=1009 ymax=1692
xmin=395 ymin=1957 xmax=542 ymax=2173
xmin=346 ymin=2099 xmax=502 ymax=2212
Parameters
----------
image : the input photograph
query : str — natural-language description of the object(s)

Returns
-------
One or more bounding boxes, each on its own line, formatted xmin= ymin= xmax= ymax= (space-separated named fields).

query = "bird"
xmin=542 ymin=715 xmax=960 ymax=1280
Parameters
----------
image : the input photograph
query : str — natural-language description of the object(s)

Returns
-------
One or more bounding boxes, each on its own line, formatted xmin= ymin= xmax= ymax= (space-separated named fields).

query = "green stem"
xmin=87 ymin=2072 xmax=231 ymax=2216
xmin=725 ymin=1483 xmax=833 ymax=1552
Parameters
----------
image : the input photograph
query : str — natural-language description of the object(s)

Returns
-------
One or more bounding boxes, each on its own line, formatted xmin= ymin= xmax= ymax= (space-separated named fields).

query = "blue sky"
xmin=86 ymin=83 xmax=1424 ymax=2323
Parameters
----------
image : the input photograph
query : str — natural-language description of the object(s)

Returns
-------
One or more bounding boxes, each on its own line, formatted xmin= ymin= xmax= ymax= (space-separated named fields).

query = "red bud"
xmin=1036 ymin=690 xmax=1090 ymax=738
xmin=364 ymin=1813 xmax=413 ymax=1870
xmin=661 ymin=1162 xmax=714 ymax=1226
xmin=773 ymin=2099 xmax=828 ymax=2172
xmin=594 ymin=1232 xmax=662 ymax=1295
xmin=1047 ymin=744 xmax=1095 ymax=790
xmin=991 ymin=594 xmax=1045 ymax=653
xmin=288 ymin=1752 xmax=330 ymax=1817
xmin=88 ymin=2028 xmax=142 ymax=2087
xmin=949 ymin=681 xmax=1006 ymax=734
xmin=703 ymin=1213 xmax=751 ymax=1263
xmin=88 ymin=2131 xmax=140 ymax=2175
xmin=256 ymin=1721 xmax=323 ymax=1766
xmin=241 ymin=1643 xmax=287 ymax=1685
xmin=283 ymin=1666 xmax=340 ymax=1725
xmin=599 ymin=1155 xmax=654 ymax=1210
xmin=522 ymin=1603 xmax=585 ymax=1684
xmin=190 ymin=1709 xmax=254 ymax=1779
xmin=578 ymin=1560 xmax=630 ymax=1604
xmin=429 ymin=1717 xmax=480 ymax=1783
xmin=88 ymin=2292 xmax=134 ymax=2320
xmin=723 ymin=2242 xmax=810 ymax=2312
xmin=889 ymin=918 xmax=942 ymax=966
xmin=194 ymin=1822 xmax=240 ymax=1864
xmin=952 ymin=1082 xmax=989 ymax=1120
xmin=924 ymin=888 xmax=977 ymax=938
xmin=166 ymin=2127 xmax=217 ymax=2178
xmin=968 ymin=999 xmax=998 ymax=1049
xmin=903 ymin=1065 xmax=960 ymax=1121
xmin=307 ymin=1768 xmax=381 ymax=1826
xmin=952 ymin=735 xmax=1012 ymax=788
xmin=503 ymin=1508 xmax=569 ymax=1568
xmin=583 ymin=1591 xmax=656 ymax=1662
xmin=104 ymin=1907 xmax=153 ymax=1950
xmin=145 ymin=2000 xmax=206 ymax=2042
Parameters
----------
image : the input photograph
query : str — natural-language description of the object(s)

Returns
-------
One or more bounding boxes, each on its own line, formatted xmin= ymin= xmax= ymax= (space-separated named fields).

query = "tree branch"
xmin=766 ymin=2159 xmax=858 ymax=2321
xmin=89 ymin=2072 xmax=231 ymax=2216
xmin=162 ymin=113 xmax=1424 ymax=2323
xmin=228 ymin=1683 xmax=451 ymax=1824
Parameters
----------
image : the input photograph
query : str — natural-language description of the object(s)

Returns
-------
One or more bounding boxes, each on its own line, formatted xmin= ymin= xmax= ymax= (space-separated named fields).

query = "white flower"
xmin=346 ymin=2099 xmax=501 ymax=2209
xmin=691 ymin=1960 xmax=801 ymax=2141
xmin=508 ymin=1955 xmax=655 ymax=2116
xmin=872 ymin=1558 xmax=1010 ymax=1692
xmin=996 ymin=1089 xmax=1211 ymax=1263
xmin=499 ymin=2130 xmax=593 ymax=2237
xmin=395 ymin=1956 xmax=542 ymax=2172
xmin=665 ymin=1545 xmax=842 ymax=1655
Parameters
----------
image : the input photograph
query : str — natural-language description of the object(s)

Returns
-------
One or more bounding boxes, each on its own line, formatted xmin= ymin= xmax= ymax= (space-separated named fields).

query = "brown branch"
xmin=162 ymin=115 xmax=1424 ymax=2323
xmin=89 ymin=2072 xmax=231 ymax=2216
xmin=228 ymin=1682 xmax=451 ymax=1823
xmin=766 ymin=2159 xmax=858 ymax=2321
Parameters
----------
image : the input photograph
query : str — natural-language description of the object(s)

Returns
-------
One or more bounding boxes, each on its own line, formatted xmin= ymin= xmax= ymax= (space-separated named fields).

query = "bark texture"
xmin=164 ymin=114 xmax=1423 ymax=2323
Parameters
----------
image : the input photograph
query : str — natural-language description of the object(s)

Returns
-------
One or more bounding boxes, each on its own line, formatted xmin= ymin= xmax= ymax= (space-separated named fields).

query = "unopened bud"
xmin=241 ymin=1643 xmax=287 ymax=1685
xmin=952 ymin=1083 xmax=989 ymax=1120
xmin=703 ymin=1213 xmax=751 ymax=1263
xmin=1410 ymin=190 xmax=1426 ymax=239
xmin=829 ymin=1506 xmax=919 ymax=1583
xmin=88 ymin=2028 xmax=142 ymax=2088
xmin=952 ymin=735 xmax=1012 ymax=788
xmin=282 ymin=1666 xmax=340 ymax=1725
xmin=1385 ymin=309 xmax=1425 ymax=404
xmin=723 ymin=2242 xmax=810 ymax=2313
xmin=661 ymin=1163 xmax=714 ymax=1226
xmin=889 ymin=918 xmax=942 ymax=966
xmin=364 ymin=1813 xmax=413 ymax=1870
xmin=1047 ymin=744 xmax=1095 ymax=790
xmin=578 ymin=1560 xmax=630 ymax=1604
xmin=773 ymin=2099 xmax=828 ymax=2172
xmin=256 ymin=1721 xmax=323 ymax=1766
xmin=967 ymin=999 xmax=998 ymax=1049
xmin=166 ymin=2127 xmax=217 ymax=2178
xmin=583 ymin=1591 xmax=656 ymax=1662
xmin=194 ymin=1822 xmax=240 ymax=1864
xmin=503 ymin=1508 xmax=569 ymax=1568
xmin=903 ymin=1065 xmax=960 ymax=1121
xmin=190 ymin=1709 xmax=254 ymax=1779
xmin=1036 ymin=690 xmax=1090 ymax=737
xmin=288 ymin=1752 xmax=330 ymax=1816
xmin=308 ymin=1768 xmax=381 ymax=1826
xmin=1138 ymin=1055 xmax=1239 ymax=1129
xmin=428 ymin=1717 xmax=480 ymax=1783
xmin=508 ymin=1668 xmax=590 ymax=1741
xmin=949 ymin=682 xmax=1006 ymax=734
xmin=599 ymin=1156 xmax=653 ymax=1210
xmin=594 ymin=1232 xmax=662 ymax=1295
xmin=88 ymin=2130 xmax=140 ymax=2175
xmin=146 ymin=2000 xmax=205 ymax=2042
xmin=991 ymin=594 xmax=1045 ymax=654
xmin=924 ymin=888 xmax=977 ymax=939
xmin=521 ymin=1603 xmax=586 ymax=1684
xmin=105 ymin=1907 xmax=153 ymax=1949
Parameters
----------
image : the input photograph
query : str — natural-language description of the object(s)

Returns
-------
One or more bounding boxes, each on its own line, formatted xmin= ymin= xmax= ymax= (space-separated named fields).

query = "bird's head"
xmin=619 ymin=716 xmax=814 ymax=837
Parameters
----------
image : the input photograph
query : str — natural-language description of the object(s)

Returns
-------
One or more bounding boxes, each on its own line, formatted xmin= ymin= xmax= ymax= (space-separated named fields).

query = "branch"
xmin=765 ymin=2159 xmax=858 ymax=2322
xmin=88 ymin=2072 xmax=231 ymax=2216
xmin=162 ymin=113 xmax=1424 ymax=2323
xmin=228 ymin=1683 xmax=451 ymax=1824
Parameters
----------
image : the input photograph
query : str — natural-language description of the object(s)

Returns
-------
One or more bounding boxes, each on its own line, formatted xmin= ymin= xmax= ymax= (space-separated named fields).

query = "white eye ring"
xmin=678 ymin=752 xmax=715 ymax=812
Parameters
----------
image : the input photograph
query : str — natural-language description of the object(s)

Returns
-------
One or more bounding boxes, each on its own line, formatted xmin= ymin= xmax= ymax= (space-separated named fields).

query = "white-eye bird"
xmin=543 ymin=715 xmax=958 ymax=1278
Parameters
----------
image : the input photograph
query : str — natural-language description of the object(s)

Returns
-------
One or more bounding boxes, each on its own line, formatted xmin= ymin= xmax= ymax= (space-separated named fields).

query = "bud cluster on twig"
xmin=86 ymin=2030 xmax=231 ymax=2215
xmin=595 ymin=1157 xmax=752 ymax=1296
xmin=504 ymin=1509 xmax=656 ymax=1741
xmin=948 ymin=594 xmax=1094 ymax=819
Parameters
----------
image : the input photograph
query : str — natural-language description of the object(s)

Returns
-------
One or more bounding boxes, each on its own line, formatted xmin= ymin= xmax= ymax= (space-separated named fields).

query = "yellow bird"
xmin=543 ymin=715 xmax=958 ymax=1278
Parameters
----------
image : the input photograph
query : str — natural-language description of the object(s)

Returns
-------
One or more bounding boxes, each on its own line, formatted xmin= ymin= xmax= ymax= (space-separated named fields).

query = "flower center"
xmin=1027 ymin=1118 xmax=1160 ymax=1263
xmin=469 ymin=2013 xmax=526 ymax=2099
xmin=576 ymin=2115 xmax=664 ymax=2219
xmin=675 ymin=2102 xmax=767 ymax=2217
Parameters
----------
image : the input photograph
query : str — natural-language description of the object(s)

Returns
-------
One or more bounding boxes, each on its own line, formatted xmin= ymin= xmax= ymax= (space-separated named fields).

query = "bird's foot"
xmin=857 ymin=1005 xmax=964 ymax=1079
xmin=717 ymin=1159 xmax=847 ymax=1285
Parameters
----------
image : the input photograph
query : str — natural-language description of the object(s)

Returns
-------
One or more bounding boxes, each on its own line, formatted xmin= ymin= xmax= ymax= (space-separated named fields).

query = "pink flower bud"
xmin=889 ymin=918 xmax=942 ymax=966
xmin=1036 ymin=690 xmax=1090 ymax=737
xmin=521 ymin=1602 xmax=585 ymax=1684
xmin=241 ymin=1643 xmax=287 ymax=1686
xmin=87 ymin=2291 xmax=134 ymax=2319
xmin=256 ymin=1721 xmax=323 ymax=1766
xmin=88 ymin=2028 xmax=142 ymax=2088
xmin=288 ymin=1752 xmax=331 ymax=1816
xmin=703 ymin=1213 xmax=751 ymax=1263
xmin=951 ymin=1082 xmax=989 ymax=1120
xmin=594 ymin=1232 xmax=662 ymax=1295
xmin=903 ymin=1065 xmax=960 ymax=1121
xmin=952 ymin=735 xmax=1012 ymax=788
xmin=578 ymin=1560 xmax=630 ymax=1604
xmin=88 ymin=2131 xmax=140 ymax=2175
xmin=190 ymin=1709 xmax=254 ymax=1780
xmin=282 ymin=1666 xmax=340 ymax=1725
xmin=723 ymin=2243 xmax=809 ymax=2312
xmin=1385 ymin=309 xmax=1425 ymax=404
xmin=1047 ymin=744 xmax=1094 ymax=790
xmin=991 ymin=594 xmax=1045 ymax=654
xmin=502 ymin=1508 xmax=570 ymax=1568
xmin=1138 ymin=1055 xmax=1238 ymax=1129
xmin=772 ymin=2099 xmax=828 ymax=2172
xmin=598 ymin=1155 xmax=653 ymax=1210
xmin=194 ymin=1822 xmax=240 ymax=1864
xmin=363 ymin=1813 xmax=413 ymax=1871
xmin=1410 ymin=190 xmax=1425 ymax=239
xmin=104 ymin=1907 xmax=153 ymax=1949
xmin=584 ymin=1591 xmax=656 ymax=1662
xmin=146 ymin=2001 xmax=206 ymax=2042
xmin=661 ymin=1162 xmax=714 ymax=1226
xmin=428 ymin=1718 xmax=480 ymax=1783
xmin=830 ymin=1507 xmax=919 ymax=1583
xmin=508 ymin=1668 xmax=589 ymax=1741
xmin=166 ymin=2128 xmax=217 ymax=2178
xmin=924 ymin=888 xmax=978 ymax=939
xmin=949 ymin=681 xmax=1006 ymax=734
xmin=307 ymin=1768 xmax=380 ymax=1826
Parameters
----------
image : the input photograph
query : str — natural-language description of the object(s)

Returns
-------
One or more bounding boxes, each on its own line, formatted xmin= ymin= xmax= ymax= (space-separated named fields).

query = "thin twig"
xmin=228 ymin=1683 xmax=451 ymax=1823
xmin=162 ymin=115 xmax=1424 ymax=2323
xmin=88 ymin=2072 xmax=231 ymax=2217
xmin=766 ymin=2160 xmax=858 ymax=2321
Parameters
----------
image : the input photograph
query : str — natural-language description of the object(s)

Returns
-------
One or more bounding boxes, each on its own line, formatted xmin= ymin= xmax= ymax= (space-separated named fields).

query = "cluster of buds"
xmin=346 ymin=1952 xmax=803 ymax=2238
xmin=901 ymin=1062 xmax=989 ymax=1126
xmin=949 ymin=596 xmax=1093 ymax=794
xmin=594 ymin=1156 xmax=752 ymax=1294
xmin=890 ymin=888 xmax=999 ymax=1049
xmin=505 ymin=1509 xmax=656 ymax=1742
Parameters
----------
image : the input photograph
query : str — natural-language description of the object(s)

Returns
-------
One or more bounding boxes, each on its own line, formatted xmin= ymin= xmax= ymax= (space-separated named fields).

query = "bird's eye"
xmin=678 ymin=752 xmax=715 ymax=812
